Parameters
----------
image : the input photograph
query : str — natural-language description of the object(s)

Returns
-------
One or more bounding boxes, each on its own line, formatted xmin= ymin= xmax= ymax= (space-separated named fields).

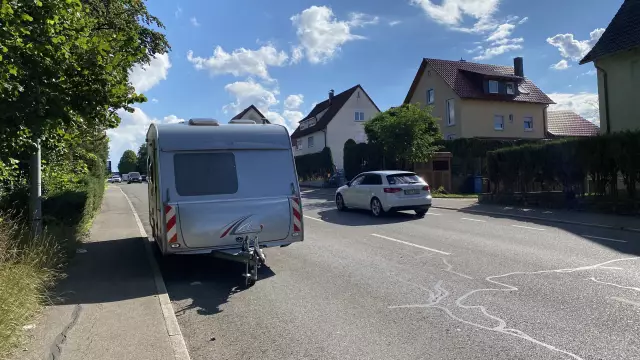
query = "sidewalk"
xmin=15 ymin=187 xmax=183 ymax=360
xmin=300 ymin=187 xmax=640 ymax=233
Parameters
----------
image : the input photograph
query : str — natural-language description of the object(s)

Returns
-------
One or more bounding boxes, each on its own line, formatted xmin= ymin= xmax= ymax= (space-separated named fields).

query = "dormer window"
xmin=300 ymin=121 xmax=308 ymax=130
xmin=506 ymin=83 xmax=515 ymax=95
xmin=308 ymin=118 xmax=317 ymax=126
xmin=488 ymin=80 xmax=499 ymax=94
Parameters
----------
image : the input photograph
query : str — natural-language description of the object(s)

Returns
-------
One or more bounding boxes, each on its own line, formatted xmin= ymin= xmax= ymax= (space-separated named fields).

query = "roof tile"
xmin=547 ymin=110 xmax=600 ymax=137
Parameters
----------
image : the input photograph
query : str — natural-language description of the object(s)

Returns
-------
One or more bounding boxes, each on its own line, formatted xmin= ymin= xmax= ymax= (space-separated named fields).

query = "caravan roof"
xmin=149 ymin=123 xmax=291 ymax=152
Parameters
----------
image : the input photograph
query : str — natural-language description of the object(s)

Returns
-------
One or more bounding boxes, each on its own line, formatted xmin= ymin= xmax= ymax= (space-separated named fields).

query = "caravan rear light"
xmin=384 ymin=188 xmax=402 ymax=193
xmin=164 ymin=204 xmax=178 ymax=243
xmin=423 ymin=185 xmax=430 ymax=191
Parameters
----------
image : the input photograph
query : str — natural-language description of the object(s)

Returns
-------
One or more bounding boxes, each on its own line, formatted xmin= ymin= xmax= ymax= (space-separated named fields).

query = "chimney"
xmin=514 ymin=57 xmax=524 ymax=77
xmin=328 ymin=89 xmax=334 ymax=104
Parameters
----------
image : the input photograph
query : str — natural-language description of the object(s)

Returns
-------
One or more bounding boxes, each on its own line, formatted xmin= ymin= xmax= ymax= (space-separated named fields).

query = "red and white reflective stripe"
xmin=291 ymin=197 xmax=302 ymax=232
xmin=165 ymin=205 xmax=177 ymax=243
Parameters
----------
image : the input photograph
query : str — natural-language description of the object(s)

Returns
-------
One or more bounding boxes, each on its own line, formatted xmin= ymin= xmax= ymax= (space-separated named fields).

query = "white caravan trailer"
xmin=146 ymin=118 xmax=304 ymax=286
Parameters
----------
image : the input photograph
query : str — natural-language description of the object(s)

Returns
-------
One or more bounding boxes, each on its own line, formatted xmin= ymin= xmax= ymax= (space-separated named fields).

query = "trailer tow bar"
xmin=241 ymin=224 xmax=265 ymax=288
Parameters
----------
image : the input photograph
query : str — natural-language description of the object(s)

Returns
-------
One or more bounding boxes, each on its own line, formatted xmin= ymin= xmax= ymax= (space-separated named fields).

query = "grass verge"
xmin=431 ymin=193 xmax=479 ymax=198
xmin=0 ymin=176 xmax=105 ymax=359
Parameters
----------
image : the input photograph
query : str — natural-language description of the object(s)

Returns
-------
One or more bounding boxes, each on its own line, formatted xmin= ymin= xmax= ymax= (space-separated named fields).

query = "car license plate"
xmin=404 ymin=189 xmax=420 ymax=195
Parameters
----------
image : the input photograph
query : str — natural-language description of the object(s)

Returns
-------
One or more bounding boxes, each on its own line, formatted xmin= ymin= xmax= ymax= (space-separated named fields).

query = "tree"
xmin=136 ymin=143 xmax=148 ymax=174
xmin=364 ymin=104 xmax=442 ymax=169
xmin=118 ymin=150 xmax=137 ymax=174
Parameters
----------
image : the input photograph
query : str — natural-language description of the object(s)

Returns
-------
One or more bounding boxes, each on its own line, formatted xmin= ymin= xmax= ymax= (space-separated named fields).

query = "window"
xmin=354 ymin=111 xmax=365 ymax=121
xmin=433 ymin=160 xmax=450 ymax=171
xmin=506 ymin=83 xmax=515 ymax=95
xmin=446 ymin=134 xmax=456 ymax=140
xmin=387 ymin=173 xmax=421 ymax=185
xmin=308 ymin=118 xmax=317 ymax=126
xmin=300 ymin=121 xmax=308 ymax=129
xmin=524 ymin=116 xmax=533 ymax=131
xmin=494 ymin=115 xmax=505 ymax=130
xmin=174 ymin=152 xmax=238 ymax=196
xmin=296 ymin=139 xmax=302 ymax=150
xmin=308 ymin=136 xmax=314 ymax=148
xmin=350 ymin=175 xmax=365 ymax=186
xmin=446 ymin=99 xmax=455 ymax=125
xmin=361 ymin=174 xmax=383 ymax=185
xmin=489 ymin=80 xmax=499 ymax=94
xmin=427 ymin=89 xmax=435 ymax=104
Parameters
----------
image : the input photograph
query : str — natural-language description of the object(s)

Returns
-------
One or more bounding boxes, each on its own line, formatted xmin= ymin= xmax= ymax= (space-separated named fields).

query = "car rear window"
xmin=129 ymin=172 xmax=140 ymax=177
xmin=173 ymin=152 xmax=238 ymax=196
xmin=387 ymin=173 xmax=421 ymax=185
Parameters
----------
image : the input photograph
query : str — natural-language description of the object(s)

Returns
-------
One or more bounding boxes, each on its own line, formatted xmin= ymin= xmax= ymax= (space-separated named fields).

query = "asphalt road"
xmin=119 ymin=184 xmax=640 ymax=360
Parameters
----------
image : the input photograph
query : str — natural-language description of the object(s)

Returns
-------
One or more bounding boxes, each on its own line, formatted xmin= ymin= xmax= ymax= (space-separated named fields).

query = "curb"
xmin=119 ymin=187 xmax=191 ymax=360
xmin=431 ymin=205 xmax=640 ymax=234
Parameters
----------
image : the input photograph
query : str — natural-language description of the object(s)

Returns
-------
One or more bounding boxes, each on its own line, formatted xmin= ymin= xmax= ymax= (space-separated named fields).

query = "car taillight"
xmin=423 ymin=185 xmax=430 ymax=191
xmin=384 ymin=188 xmax=402 ymax=193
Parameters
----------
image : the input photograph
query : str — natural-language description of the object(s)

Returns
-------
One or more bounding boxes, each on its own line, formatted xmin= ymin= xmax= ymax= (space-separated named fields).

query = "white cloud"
xmin=550 ymin=59 xmax=570 ymax=70
xmin=283 ymin=110 xmax=305 ymax=124
xmin=290 ymin=6 xmax=376 ymax=64
xmin=413 ymin=1 xmax=526 ymax=61
xmin=129 ymin=53 xmax=171 ymax=93
xmin=548 ymin=92 xmax=600 ymax=124
xmin=107 ymin=108 xmax=184 ymax=162
xmin=151 ymin=98 xmax=159 ymax=103
xmin=389 ymin=20 xmax=402 ymax=27
xmin=190 ymin=17 xmax=200 ymax=27
xmin=546 ymin=28 xmax=605 ymax=61
xmin=175 ymin=6 xmax=182 ymax=18
xmin=187 ymin=45 xmax=288 ymax=81
xmin=290 ymin=45 xmax=304 ymax=65
xmin=284 ymin=94 xmax=304 ymax=110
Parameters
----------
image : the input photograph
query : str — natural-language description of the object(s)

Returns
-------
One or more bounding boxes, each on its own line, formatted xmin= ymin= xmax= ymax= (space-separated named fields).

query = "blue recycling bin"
xmin=474 ymin=176 xmax=483 ymax=194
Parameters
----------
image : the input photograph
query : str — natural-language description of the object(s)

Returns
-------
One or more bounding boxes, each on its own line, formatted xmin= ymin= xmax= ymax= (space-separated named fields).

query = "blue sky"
xmin=107 ymin=0 xmax=623 ymax=162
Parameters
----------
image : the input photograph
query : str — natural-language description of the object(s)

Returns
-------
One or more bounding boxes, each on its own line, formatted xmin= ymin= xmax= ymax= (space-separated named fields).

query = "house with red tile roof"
xmin=290 ymin=85 xmax=380 ymax=171
xmin=580 ymin=0 xmax=640 ymax=134
xmin=546 ymin=110 xmax=600 ymax=138
xmin=404 ymin=57 xmax=555 ymax=140
xmin=229 ymin=105 xmax=270 ymax=124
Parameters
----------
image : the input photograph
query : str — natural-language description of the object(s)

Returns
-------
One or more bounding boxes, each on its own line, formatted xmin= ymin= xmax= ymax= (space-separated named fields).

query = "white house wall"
xmin=292 ymin=129 xmax=326 ymax=156
xmin=326 ymin=87 xmax=380 ymax=170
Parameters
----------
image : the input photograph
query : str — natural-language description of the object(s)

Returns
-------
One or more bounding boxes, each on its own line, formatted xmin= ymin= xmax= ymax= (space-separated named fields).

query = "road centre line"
xmin=461 ymin=217 xmax=486 ymax=222
xmin=511 ymin=224 xmax=546 ymax=231
xmin=370 ymin=234 xmax=451 ymax=255
xmin=304 ymin=215 xmax=323 ymax=222
xmin=582 ymin=235 xmax=627 ymax=243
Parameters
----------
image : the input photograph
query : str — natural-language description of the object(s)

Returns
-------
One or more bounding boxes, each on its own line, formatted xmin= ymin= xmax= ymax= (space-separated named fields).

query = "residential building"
xmin=404 ymin=57 xmax=555 ymax=140
xmin=290 ymin=85 xmax=381 ymax=171
xmin=229 ymin=104 xmax=271 ymax=124
xmin=546 ymin=110 xmax=600 ymax=138
xmin=580 ymin=0 xmax=640 ymax=134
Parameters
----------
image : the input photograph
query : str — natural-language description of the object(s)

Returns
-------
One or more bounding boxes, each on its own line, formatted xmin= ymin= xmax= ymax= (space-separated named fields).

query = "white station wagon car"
xmin=335 ymin=170 xmax=432 ymax=218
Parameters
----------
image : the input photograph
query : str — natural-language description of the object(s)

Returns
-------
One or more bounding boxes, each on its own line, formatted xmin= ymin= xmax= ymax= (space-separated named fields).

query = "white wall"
xmin=326 ymin=87 xmax=380 ymax=170
xmin=292 ymin=129 xmax=326 ymax=156
xmin=235 ymin=108 xmax=267 ymax=124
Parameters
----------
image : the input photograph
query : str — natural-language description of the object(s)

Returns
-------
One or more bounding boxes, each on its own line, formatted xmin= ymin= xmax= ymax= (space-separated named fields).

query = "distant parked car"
xmin=111 ymin=175 xmax=122 ymax=183
xmin=127 ymin=172 xmax=142 ymax=184
xmin=141 ymin=174 xmax=147 ymax=182
xmin=335 ymin=170 xmax=432 ymax=218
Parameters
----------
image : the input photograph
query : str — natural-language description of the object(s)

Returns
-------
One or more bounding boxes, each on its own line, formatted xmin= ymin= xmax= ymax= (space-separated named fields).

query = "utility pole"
xmin=30 ymin=139 xmax=42 ymax=238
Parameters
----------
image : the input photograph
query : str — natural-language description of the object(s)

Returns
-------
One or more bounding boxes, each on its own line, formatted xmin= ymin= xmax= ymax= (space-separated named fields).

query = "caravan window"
xmin=174 ymin=153 xmax=238 ymax=196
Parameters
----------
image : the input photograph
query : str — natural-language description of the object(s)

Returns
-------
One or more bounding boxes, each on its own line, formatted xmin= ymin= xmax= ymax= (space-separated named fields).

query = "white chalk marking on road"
xmin=610 ymin=297 xmax=640 ymax=308
xmin=370 ymin=234 xmax=451 ymax=255
xmin=582 ymin=235 xmax=627 ymax=243
xmin=390 ymin=256 xmax=640 ymax=360
xmin=441 ymin=258 xmax=473 ymax=279
xmin=304 ymin=215 xmax=324 ymax=222
xmin=589 ymin=277 xmax=640 ymax=292
xmin=600 ymin=266 xmax=624 ymax=270
xmin=461 ymin=217 xmax=486 ymax=222
xmin=511 ymin=225 xmax=545 ymax=231
xmin=118 ymin=187 xmax=191 ymax=360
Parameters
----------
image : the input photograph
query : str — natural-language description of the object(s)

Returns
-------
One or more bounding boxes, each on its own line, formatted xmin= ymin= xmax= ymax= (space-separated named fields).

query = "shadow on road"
xmin=455 ymin=206 xmax=640 ymax=256
xmin=316 ymin=208 xmax=419 ymax=226
xmin=159 ymin=253 xmax=276 ymax=316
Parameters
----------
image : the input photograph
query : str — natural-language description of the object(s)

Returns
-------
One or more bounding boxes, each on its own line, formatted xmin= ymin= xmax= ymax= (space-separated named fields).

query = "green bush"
xmin=295 ymin=147 xmax=334 ymax=181
xmin=343 ymin=140 xmax=385 ymax=180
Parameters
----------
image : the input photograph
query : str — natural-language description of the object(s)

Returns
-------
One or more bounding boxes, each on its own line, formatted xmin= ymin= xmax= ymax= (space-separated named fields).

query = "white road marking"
xmin=461 ymin=217 xmax=486 ymax=222
xmin=511 ymin=225 xmax=545 ymax=231
xmin=441 ymin=258 xmax=473 ymax=279
xmin=118 ymin=187 xmax=191 ymax=360
xmin=589 ymin=277 xmax=640 ymax=292
xmin=304 ymin=215 xmax=323 ymax=222
xmin=427 ymin=212 xmax=441 ymax=216
xmin=610 ymin=297 xmax=640 ymax=308
xmin=370 ymin=234 xmax=451 ymax=255
xmin=582 ymin=235 xmax=627 ymax=243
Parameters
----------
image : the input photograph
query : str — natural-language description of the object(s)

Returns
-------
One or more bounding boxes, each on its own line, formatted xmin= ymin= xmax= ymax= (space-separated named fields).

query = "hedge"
xmin=343 ymin=139 xmax=389 ymax=180
xmin=487 ymin=131 xmax=640 ymax=198
xmin=295 ymin=147 xmax=334 ymax=181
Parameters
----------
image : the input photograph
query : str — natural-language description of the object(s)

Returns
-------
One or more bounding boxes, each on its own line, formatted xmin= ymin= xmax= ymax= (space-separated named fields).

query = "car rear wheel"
xmin=370 ymin=197 xmax=385 ymax=217
xmin=336 ymin=194 xmax=347 ymax=211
